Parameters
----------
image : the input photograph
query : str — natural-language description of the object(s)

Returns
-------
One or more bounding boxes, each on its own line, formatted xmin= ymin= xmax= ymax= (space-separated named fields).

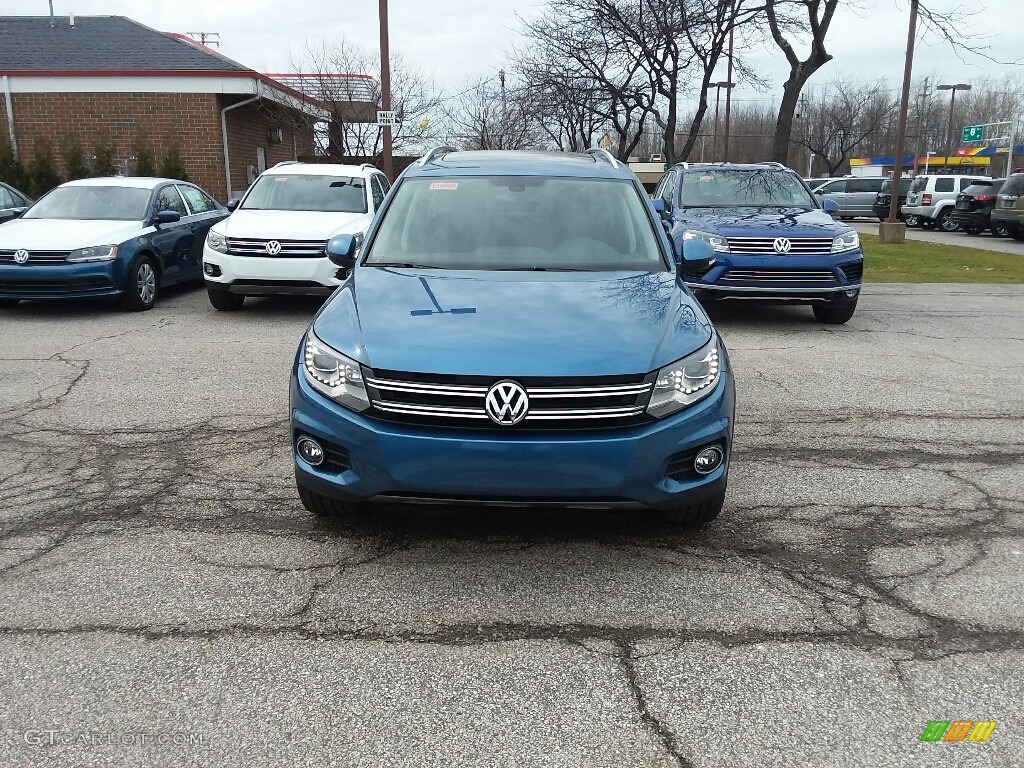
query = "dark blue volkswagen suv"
xmin=651 ymin=162 xmax=863 ymax=323
xmin=290 ymin=149 xmax=736 ymax=525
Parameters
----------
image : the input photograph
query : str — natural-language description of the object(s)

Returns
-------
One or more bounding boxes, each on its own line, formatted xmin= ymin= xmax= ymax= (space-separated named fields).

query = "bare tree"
xmin=284 ymin=39 xmax=443 ymax=161
xmin=443 ymin=75 xmax=540 ymax=151
xmin=791 ymin=79 xmax=898 ymax=174
xmin=764 ymin=0 xmax=840 ymax=164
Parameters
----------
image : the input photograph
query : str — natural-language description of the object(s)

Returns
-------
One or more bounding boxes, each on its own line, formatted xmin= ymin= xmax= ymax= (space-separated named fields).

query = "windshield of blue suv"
xmin=679 ymin=169 xmax=818 ymax=208
xmin=364 ymin=176 xmax=667 ymax=271
xmin=240 ymin=174 xmax=367 ymax=213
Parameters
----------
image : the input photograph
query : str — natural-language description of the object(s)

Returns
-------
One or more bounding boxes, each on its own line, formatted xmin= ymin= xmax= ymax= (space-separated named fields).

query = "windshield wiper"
xmin=493 ymin=266 xmax=584 ymax=272
xmin=370 ymin=262 xmax=441 ymax=269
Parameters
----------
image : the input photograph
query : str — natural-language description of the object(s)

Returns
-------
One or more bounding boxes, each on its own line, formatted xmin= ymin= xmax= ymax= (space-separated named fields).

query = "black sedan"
xmin=953 ymin=179 xmax=1008 ymax=237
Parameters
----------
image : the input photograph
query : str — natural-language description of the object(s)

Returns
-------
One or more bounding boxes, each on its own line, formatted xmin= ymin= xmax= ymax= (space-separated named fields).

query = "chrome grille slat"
xmin=0 ymin=250 xmax=70 ymax=264
xmin=226 ymin=237 xmax=327 ymax=257
xmin=725 ymin=237 xmax=833 ymax=254
xmin=365 ymin=370 xmax=654 ymax=429
xmin=722 ymin=268 xmax=836 ymax=283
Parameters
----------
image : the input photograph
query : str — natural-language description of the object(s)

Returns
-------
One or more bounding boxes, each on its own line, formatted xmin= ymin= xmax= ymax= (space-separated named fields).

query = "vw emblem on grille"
xmin=265 ymin=240 xmax=282 ymax=255
xmin=13 ymin=249 xmax=29 ymax=264
xmin=772 ymin=238 xmax=792 ymax=254
xmin=484 ymin=380 xmax=529 ymax=426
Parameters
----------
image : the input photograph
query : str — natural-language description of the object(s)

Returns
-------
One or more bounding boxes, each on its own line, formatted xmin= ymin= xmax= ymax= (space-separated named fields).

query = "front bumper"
xmin=290 ymin=362 xmax=735 ymax=510
xmin=0 ymin=260 xmax=124 ymax=300
xmin=203 ymin=246 xmax=345 ymax=296
xmin=684 ymin=250 xmax=862 ymax=302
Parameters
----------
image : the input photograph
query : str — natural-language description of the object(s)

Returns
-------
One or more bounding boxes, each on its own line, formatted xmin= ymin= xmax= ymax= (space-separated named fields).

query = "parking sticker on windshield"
xmin=430 ymin=182 xmax=459 ymax=190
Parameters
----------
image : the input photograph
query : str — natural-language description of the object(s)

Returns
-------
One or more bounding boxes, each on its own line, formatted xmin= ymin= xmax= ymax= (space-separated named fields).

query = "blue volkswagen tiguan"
xmin=290 ymin=149 xmax=736 ymax=525
xmin=651 ymin=162 xmax=863 ymax=323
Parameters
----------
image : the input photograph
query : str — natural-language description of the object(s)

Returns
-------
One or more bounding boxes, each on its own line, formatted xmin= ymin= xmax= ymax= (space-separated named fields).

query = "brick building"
xmin=0 ymin=15 xmax=327 ymax=200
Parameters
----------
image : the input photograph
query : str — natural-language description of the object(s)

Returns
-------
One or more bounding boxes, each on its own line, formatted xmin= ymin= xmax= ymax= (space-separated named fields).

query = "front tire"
xmin=121 ymin=254 xmax=158 ymax=311
xmin=991 ymin=224 xmax=1010 ymax=238
xmin=660 ymin=491 xmax=725 ymax=526
xmin=921 ymin=217 xmax=937 ymax=230
xmin=297 ymin=483 xmax=370 ymax=518
xmin=0 ymin=299 xmax=19 ymax=309
xmin=903 ymin=214 xmax=920 ymax=227
xmin=1011 ymin=226 xmax=1024 ymax=242
xmin=963 ymin=225 xmax=983 ymax=236
xmin=813 ymin=298 xmax=858 ymax=324
xmin=937 ymin=209 xmax=959 ymax=232
xmin=207 ymin=284 xmax=245 ymax=311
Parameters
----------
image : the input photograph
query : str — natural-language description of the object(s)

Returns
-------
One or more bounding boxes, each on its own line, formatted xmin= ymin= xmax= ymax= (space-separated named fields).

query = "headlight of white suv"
xmin=65 ymin=245 xmax=118 ymax=262
xmin=302 ymin=331 xmax=370 ymax=412
xmin=647 ymin=336 xmax=721 ymax=418
xmin=832 ymin=231 xmax=860 ymax=253
xmin=683 ymin=230 xmax=730 ymax=253
xmin=206 ymin=230 xmax=229 ymax=254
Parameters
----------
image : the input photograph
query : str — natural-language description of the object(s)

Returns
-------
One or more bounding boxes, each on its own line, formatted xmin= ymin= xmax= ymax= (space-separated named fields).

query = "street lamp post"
xmin=707 ymin=81 xmax=735 ymax=160
xmin=925 ymin=151 xmax=935 ymax=174
xmin=937 ymin=82 xmax=971 ymax=168
xmin=378 ymin=0 xmax=394 ymax=180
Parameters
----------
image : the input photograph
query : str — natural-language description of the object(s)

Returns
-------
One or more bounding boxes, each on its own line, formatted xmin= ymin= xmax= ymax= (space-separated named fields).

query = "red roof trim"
xmin=0 ymin=69 xmax=256 ymax=77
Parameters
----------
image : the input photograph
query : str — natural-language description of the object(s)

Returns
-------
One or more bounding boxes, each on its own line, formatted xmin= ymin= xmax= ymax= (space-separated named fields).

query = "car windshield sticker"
xmin=430 ymin=182 xmax=458 ymax=190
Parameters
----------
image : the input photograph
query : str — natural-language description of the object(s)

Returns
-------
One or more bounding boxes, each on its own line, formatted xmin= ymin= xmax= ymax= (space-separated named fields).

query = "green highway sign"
xmin=962 ymin=125 xmax=984 ymax=142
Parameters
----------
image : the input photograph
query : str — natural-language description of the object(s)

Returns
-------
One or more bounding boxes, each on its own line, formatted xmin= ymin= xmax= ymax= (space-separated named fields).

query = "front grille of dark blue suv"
xmin=363 ymin=369 xmax=656 ymax=431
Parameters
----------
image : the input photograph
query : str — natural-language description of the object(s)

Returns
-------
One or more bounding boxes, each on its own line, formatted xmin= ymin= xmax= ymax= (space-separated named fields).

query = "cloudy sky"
xmin=16 ymin=0 xmax=1024 ymax=103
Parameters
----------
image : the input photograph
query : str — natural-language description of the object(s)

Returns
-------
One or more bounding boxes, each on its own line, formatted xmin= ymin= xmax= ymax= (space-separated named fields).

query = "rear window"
xmin=934 ymin=178 xmax=955 ymax=192
xmin=1001 ymin=175 xmax=1024 ymax=196
xmin=909 ymin=177 xmax=929 ymax=193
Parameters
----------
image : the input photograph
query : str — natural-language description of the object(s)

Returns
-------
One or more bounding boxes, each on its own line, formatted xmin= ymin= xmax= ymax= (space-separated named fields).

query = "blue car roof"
xmin=406 ymin=150 xmax=636 ymax=180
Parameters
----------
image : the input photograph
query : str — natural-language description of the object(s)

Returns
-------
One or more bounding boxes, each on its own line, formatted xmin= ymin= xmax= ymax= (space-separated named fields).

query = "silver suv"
xmin=902 ymin=174 xmax=992 ymax=231
xmin=813 ymin=177 xmax=885 ymax=219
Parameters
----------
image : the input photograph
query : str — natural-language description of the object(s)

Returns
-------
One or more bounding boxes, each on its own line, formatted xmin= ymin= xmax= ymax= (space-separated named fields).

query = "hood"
xmin=215 ymin=209 xmax=371 ymax=240
xmin=674 ymin=206 xmax=849 ymax=238
xmin=312 ymin=268 xmax=712 ymax=377
xmin=0 ymin=218 xmax=146 ymax=250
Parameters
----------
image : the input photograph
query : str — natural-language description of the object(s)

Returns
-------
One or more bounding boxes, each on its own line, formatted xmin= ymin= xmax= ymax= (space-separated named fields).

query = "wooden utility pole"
xmin=378 ymin=0 xmax=394 ymax=180
xmin=723 ymin=0 xmax=736 ymax=161
xmin=887 ymin=0 xmax=918 ymax=226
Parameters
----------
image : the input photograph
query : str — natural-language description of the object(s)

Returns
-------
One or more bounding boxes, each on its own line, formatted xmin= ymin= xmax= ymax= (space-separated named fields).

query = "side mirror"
xmin=154 ymin=209 xmax=180 ymax=225
xmin=326 ymin=234 xmax=357 ymax=270
xmin=652 ymin=198 xmax=666 ymax=214
xmin=821 ymin=199 xmax=840 ymax=214
xmin=10 ymin=207 xmax=28 ymax=219
xmin=677 ymin=239 xmax=715 ymax=276
xmin=226 ymin=198 xmax=240 ymax=212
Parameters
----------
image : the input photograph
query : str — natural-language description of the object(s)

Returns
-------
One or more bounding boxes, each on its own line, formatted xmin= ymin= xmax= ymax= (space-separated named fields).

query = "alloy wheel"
xmin=137 ymin=262 xmax=156 ymax=305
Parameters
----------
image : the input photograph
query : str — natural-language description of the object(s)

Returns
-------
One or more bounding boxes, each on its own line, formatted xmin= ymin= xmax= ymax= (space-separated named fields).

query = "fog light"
xmin=203 ymin=262 xmax=222 ymax=277
xmin=296 ymin=436 xmax=324 ymax=466
xmin=845 ymin=289 xmax=858 ymax=299
xmin=694 ymin=446 xmax=724 ymax=475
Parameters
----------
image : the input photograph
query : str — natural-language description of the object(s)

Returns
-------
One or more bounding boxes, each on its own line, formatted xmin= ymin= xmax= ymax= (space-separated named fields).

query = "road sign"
xmin=377 ymin=110 xmax=397 ymax=126
xmin=962 ymin=125 xmax=984 ymax=142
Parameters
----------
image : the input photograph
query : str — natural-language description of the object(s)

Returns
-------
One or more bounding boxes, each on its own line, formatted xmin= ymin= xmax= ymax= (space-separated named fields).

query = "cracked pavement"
xmin=0 ymin=283 xmax=1022 ymax=767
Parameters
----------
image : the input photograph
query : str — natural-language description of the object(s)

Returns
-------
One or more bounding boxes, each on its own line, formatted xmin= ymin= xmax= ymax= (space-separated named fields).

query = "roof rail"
xmin=586 ymin=147 xmax=620 ymax=169
xmin=418 ymin=145 xmax=456 ymax=167
xmin=760 ymin=161 xmax=786 ymax=169
xmin=273 ymin=160 xmax=302 ymax=167
xmin=359 ymin=163 xmax=377 ymax=171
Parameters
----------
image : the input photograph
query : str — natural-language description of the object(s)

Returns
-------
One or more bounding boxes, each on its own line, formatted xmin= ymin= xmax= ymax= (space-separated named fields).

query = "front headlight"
xmin=65 ymin=245 xmax=118 ymax=263
xmin=683 ymin=230 xmax=730 ymax=253
xmin=832 ymin=231 xmax=860 ymax=253
xmin=302 ymin=331 xmax=370 ymax=412
xmin=206 ymin=230 xmax=229 ymax=254
xmin=647 ymin=336 xmax=721 ymax=418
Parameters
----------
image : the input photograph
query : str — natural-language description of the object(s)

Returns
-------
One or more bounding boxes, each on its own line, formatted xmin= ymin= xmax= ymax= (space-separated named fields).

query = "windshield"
xmin=680 ymin=169 xmax=817 ymax=208
xmin=24 ymin=186 xmax=152 ymax=220
xmin=364 ymin=176 xmax=666 ymax=272
xmin=240 ymin=174 xmax=367 ymax=213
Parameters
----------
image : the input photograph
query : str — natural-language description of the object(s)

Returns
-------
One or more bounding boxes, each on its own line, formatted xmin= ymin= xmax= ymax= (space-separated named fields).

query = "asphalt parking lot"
xmin=1 ymin=283 xmax=1022 ymax=768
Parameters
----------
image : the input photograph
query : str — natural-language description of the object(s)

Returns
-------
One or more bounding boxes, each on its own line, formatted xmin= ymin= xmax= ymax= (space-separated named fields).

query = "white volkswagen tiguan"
xmin=202 ymin=162 xmax=390 ymax=310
